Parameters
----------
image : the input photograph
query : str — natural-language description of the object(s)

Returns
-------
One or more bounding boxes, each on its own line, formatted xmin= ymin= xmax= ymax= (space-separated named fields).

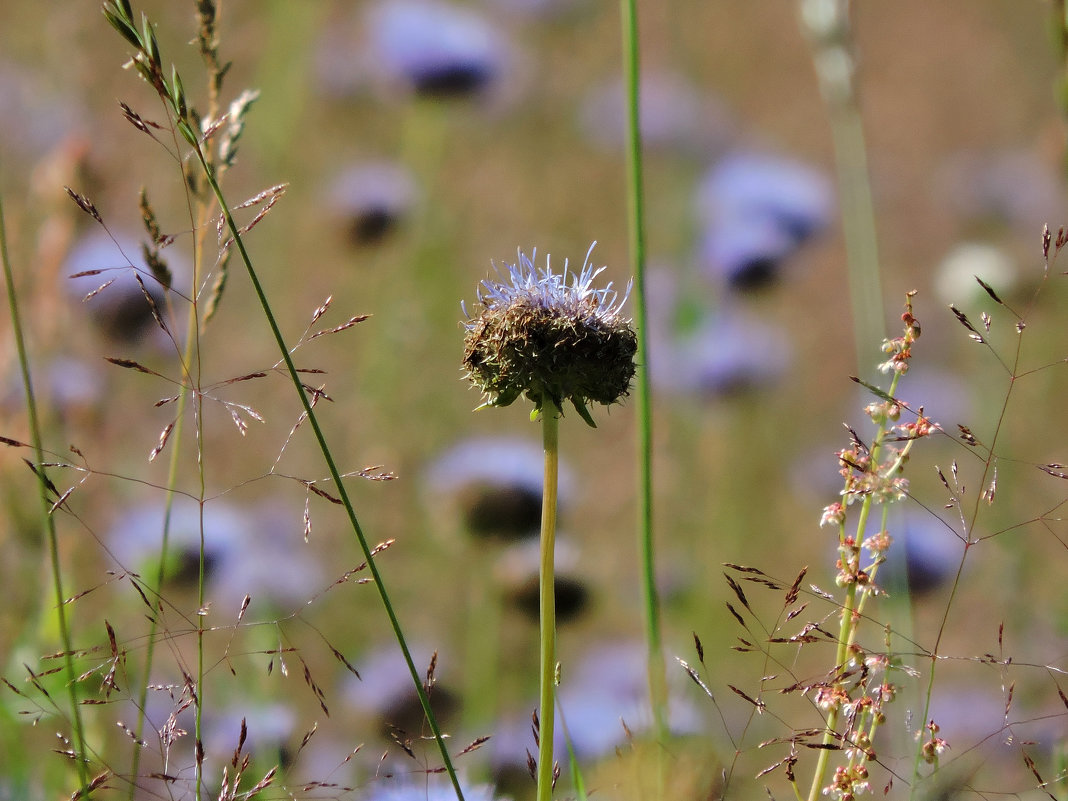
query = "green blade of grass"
xmin=0 ymin=182 xmax=92 ymax=797
xmin=620 ymin=0 xmax=669 ymax=783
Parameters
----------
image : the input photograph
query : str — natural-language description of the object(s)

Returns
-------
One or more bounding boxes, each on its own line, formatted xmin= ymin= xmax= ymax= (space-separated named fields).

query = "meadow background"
xmin=1 ymin=1 xmax=1067 ymax=799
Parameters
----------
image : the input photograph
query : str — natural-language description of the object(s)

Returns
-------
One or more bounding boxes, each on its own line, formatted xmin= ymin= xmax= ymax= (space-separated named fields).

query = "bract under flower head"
xmin=461 ymin=243 xmax=637 ymax=425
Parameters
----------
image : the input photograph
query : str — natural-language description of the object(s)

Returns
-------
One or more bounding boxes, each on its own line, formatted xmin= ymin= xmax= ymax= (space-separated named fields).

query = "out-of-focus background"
xmin=1 ymin=2 xmax=1067 ymax=799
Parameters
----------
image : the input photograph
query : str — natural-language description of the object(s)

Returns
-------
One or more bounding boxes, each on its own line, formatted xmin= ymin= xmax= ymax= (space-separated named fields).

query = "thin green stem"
xmin=908 ymin=338 xmax=1019 ymax=796
xmin=537 ymin=406 xmax=560 ymax=801
xmin=126 ymin=377 xmax=188 ymax=798
xmin=189 ymin=139 xmax=466 ymax=800
xmin=129 ymin=110 xmax=215 ymax=801
xmin=193 ymin=403 xmax=207 ymax=799
xmin=619 ymin=0 xmax=668 ymax=749
xmin=0 ymin=185 xmax=91 ymax=796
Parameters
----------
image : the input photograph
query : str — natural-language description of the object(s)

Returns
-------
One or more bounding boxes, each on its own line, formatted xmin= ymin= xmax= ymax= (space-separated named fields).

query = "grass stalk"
xmin=101 ymin=2 xmax=466 ymax=794
xmin=537 ymin=405 xmax=560 ymax=801
xmin=192 ymin=401 xmax=207 ymax=798
xmin=906 ymin=331 xmax=1021 ymax=797
xmin=827 ymin=101 xmax=885 ymax=374
xmin=799 ymin=0 xmax=885 ymax=373
xmin=125 ymin=275 xmax=201 ymax=794
xmin=192 ymin=142 xmax=467 ymax=800
xmin=125 ymin=379 xmax=189 ymax=798
xmin=619 ymin=0 xmax=669 ymax=751
xmin=128 ymin=55 xmax=220 ymax=795
xmin=0 ymin=186 xmax=92 ymax=796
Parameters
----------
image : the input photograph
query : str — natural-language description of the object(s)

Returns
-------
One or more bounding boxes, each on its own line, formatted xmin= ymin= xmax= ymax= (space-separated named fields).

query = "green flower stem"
xmin=537 ymin=405 xmax=560 ymax=801
xmin=619 ymin=0 xmax=669 ymax=749
xmin=188 ymin=139 xmax=466 ymax=801
xmin=0 ymin=188 xmax=91 ymax=796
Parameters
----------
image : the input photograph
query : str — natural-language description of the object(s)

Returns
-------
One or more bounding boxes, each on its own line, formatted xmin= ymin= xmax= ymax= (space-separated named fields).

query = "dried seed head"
xmin=462 ymin=244 xmax=637 ymax=425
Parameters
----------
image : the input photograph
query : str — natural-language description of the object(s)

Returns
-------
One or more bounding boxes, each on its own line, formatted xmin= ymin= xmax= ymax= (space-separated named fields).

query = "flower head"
xmin=695 ymin=151 xmax=834 ymax=291
xmin=461 ymin=244 xmax=637 ymax=425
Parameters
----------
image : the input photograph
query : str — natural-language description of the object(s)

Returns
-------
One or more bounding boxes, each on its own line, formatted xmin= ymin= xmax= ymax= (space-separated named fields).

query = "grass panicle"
xmin=100 ymin=1 xmax=467 ymax=797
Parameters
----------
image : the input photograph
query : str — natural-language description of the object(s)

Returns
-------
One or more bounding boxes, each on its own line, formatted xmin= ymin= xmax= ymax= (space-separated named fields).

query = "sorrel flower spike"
xmin=462 ymin=243 xmax=637 ymax=426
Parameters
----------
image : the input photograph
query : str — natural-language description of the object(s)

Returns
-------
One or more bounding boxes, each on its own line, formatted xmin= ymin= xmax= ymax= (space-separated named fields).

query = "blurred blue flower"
xmin=424 ymin=436 xmax=573 ymax=540
xmin=491 ymin=640 xmax=702 ymax=776
xmin=875 ymin=508 xmax=963 ymax=596
xmin=327 ymin=161 xmax=419 ymax=245
xmin=556 ymin=641 xmax=703 ymax=757
xmin=884 ymin=365 xmax=971 ymax=432
xmin=697 ymin=213 xmax=798 ymax=290
xmin=936 ymin=149 xmax=1065 ymax=231
xmin=202 ymin=701 xmax=297 ymax=769
xmin=495 ymin=535 xmax=591 ymax=623
xmin=360 ymin=774 xmax=502 ymax=801
xmin=485 ymin=0 xmax=581 ymax=19
xmin=216 ymin=501 xmax=324 ymax=614
xmin=696 ymin=152 xmax=834 ymax=290
xmin=42 ymin=357 xmax=106 ymax=414
xmin=2 ymin=356 xmax=105 ymax=424
xmin=62 ymin=229 xmax=182 ymax=346
xmin=651 ymin=309 xmax=790 ymax=397
xmin=343 ymin=643 xmax=460 ymax=739
xmin=698 ymin=152 xmax=835 ymax=241
xmin=0 ymin=60 xmax=86 ymax=160
xmin=106 ymin=496 xmax=248 ymax=588
xmin=578 ymin=72 xmax=733 ymax=155
xmin=367 ymin=0 xmax=507 ymax=98
xmin=106 ymin=496 xmax=322 ymax=615
xmin=922 ymin=687 xmax=1008 ymax=753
